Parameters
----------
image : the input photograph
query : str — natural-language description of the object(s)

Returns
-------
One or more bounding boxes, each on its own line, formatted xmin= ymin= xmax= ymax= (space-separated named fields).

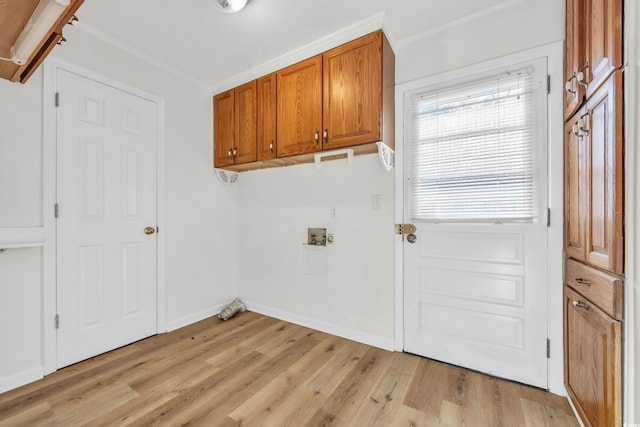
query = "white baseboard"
xmin=164 ymin=302 xmax=227 ymax=332
xmin=245 ymin=301 xmax=395 ymax=351
xmin=0 ymin=366 xmax=44 ymax=394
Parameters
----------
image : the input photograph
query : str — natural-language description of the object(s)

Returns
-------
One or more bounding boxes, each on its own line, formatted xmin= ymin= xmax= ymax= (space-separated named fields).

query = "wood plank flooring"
xmin=0 ymin=312 xmax=578 ymax=426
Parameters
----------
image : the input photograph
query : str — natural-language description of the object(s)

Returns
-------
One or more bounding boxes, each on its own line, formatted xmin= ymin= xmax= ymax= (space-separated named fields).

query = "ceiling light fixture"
xmin=212 ymin=0 xmax=250 ymax=13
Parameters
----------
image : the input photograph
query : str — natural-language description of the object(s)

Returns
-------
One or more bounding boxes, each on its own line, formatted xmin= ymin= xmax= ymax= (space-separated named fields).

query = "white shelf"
xmin=0 ymin=227 xmax=44 ymax=250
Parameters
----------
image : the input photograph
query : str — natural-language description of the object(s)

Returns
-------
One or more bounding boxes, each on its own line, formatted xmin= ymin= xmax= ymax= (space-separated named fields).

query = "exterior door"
xmin=56 ymin=69 xmax=158 ymax=368
xmin=402 ymin=58 xmax=549 ymax=388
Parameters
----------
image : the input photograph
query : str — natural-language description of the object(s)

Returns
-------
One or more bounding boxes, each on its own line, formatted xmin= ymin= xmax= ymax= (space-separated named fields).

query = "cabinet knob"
xmin=227 ymin=149 xmax=232 ymax=157
xmin=576 ymin=63 xmax=589 ymax=88
xmin=233 ymin=147 xmax=237 ymax=157
xmin=565 ymin=76 xmax=576 ymax=95
xmin=269 ymin=140 xmax=274 ymax=153
xmin=575 ymin=277 xmax=591 ymax=286
xmin=314 ymin=130 xmax=319 ymax=144
xmin=323 ymin=129 xmax=328 ymax=144
xmin=572 ymin=300 xmax=590 ymax=311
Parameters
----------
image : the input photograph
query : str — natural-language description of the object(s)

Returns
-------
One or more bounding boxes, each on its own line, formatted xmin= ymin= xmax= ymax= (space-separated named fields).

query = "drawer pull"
xmin=574 ymin=277 xmax=591 ymax=286
xmin=572 ymin=300 xmax=590 ymax=311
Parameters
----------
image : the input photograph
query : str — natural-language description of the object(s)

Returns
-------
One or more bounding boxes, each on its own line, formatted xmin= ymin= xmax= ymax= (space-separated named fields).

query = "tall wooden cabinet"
xmin=563 ymin=0 xmax=624 ymax=426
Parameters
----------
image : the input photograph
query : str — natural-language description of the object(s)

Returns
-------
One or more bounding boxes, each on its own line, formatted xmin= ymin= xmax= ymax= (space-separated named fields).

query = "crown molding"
xmin=71 ymin=22 xmax=212 ymax=92
xmin=210 ymin=11 xmax=387 ymax=94
xmin=395 ymin=0 xmax=523 ymax=48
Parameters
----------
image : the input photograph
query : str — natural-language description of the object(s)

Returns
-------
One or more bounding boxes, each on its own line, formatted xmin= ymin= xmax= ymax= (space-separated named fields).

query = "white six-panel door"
xmin=56 ymin=69 xmax=158 ymax=368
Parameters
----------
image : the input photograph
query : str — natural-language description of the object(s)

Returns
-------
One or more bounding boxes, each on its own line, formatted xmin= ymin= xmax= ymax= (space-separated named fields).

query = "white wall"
xmin=237 ymin=155 xmax=395 ymax=342
xmin=0 ymin=0 xmax=568 ymax=390
xmin=0 ymin=27 xmax=239 ymax=382
xmin=395 ymin=0 xmax=564 ymax=84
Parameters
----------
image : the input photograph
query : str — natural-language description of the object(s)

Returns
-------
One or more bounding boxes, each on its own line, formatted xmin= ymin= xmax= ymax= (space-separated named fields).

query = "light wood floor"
xmin=0 ymin=312 xmax=578 ymax=426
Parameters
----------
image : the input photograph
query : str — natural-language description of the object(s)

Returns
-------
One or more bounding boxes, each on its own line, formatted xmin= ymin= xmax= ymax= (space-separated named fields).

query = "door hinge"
xmin=55 ymin=314 xmax=60 ymax=330
xmin=54 ymin=203 xmax=59 ymax=218
xmin=395 ymin=224 xmax=416 ymax=235
xmin=546 ymin=338 xmax=550 ymax=358
xmin=55 ymin=92 xmax=60 ymax=108
xmin=546 ymin=75 xmax=551 ymax=94
xmin=547 ymin=208 xmax=551 ymax=227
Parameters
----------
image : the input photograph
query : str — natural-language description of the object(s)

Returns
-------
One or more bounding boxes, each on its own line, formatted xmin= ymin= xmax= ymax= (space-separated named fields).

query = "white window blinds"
xmin=408 ymin=66 xmax=542 ymax=222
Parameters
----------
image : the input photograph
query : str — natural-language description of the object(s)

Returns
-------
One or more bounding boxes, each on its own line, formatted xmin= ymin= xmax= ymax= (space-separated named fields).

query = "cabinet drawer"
xmin=565 ymin=259 xmax=623 ymax=320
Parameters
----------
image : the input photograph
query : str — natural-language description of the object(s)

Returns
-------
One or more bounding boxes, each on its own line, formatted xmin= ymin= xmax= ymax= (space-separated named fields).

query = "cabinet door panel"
xmin=277 ymin=56 xmax=323 ymax=157
xmin=257 ymin=73 xmax=277 ymax=160
xmin=585 ymin=0 xmax=623 ymax=97
xmin=234 ymin=80 xmax=257 ymax=164
xmin=565 ymin=112 xmax=587 ymax=262
xmin=565 ymin=285 xmax=621 ymax=427
xmin=323 ymin=32 xmax=382 ymax=149
xmin=564 ymin=0 xmax=585 ymax=120
xmin=213 ymin=90 xmax=235 ymax=168
xmin=585 ymin=71 xmax=623 ymax=274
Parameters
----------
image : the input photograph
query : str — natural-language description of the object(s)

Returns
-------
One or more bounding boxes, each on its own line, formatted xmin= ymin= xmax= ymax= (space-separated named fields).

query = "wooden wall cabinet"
xmin=212 ymin=30 xmax=395 ymax=171
xmin=0 ymin=0 xmax=84 ymax=84
xmin=213 ymin=89 xmax=235 ymax=168
xmin=276 ymin=30 xmax=394 ymax=158
xmin=322 ymin=31 xmax=394 ymax=150
xmin=276 ymin=56 xmax=323 ymax=157
xmin=213 ymin=81 xmax=258 ymax=168
xmin=257 ymin=73 xmax=277 ymax=160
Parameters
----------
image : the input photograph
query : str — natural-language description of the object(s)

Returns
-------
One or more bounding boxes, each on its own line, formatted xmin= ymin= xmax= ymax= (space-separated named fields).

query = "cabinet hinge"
xmin=55 ymin=92 xmax=60 ymax=108
xmin=546 ymin=338 xmax=550 ymax=358
xmin=546 ymin=75 xmax=551 ymax=94
xmin=54 ymin=203 xmax=59 ymax=218
xmin=55 ymin=314 xmax=60 ymax=330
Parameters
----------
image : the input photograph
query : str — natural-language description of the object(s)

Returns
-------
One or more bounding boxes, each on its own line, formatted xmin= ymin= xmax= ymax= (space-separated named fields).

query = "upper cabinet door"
xmin=257 ymin=73 xmax=277 ymax=161
xmin=585 ymin=0 xmax=623 ymax=98
xmin=213 ymin=89 xmax=235 ymax=168
xmin=564 ymin=0 xmax=586 ymax=120
xmin=565 ymin=110 xmax=588 ymax=263
xmin=585 ymin=70 xmax=624 ymax=274
xmin=277 ymin=56 xmax=323 ymax=157
xmin=234 ymin=80 xmax=257 ymax=164
xmin=322 ymin=32 xmax=382 ymax=150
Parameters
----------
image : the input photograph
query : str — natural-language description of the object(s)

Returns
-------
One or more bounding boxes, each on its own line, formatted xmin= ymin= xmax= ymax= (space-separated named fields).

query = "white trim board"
xmin=42 ymin=57 xmax=167 ymax=375
xmin=246 ymin=301 xmax=395 ymax=352
xmin=0 ymin=227 xmax=44 ymax=249
xmin=0 ymin=366 xmax=44 ymax=394
xmin=394 ymin=41 xmax=565 ymax=396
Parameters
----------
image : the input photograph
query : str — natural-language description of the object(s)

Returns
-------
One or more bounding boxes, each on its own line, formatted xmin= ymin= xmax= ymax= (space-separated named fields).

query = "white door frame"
xmin=42 ymin=57 xmax=166 ymax=375
xmin=394 ymin=41 xmax=565 ymax=396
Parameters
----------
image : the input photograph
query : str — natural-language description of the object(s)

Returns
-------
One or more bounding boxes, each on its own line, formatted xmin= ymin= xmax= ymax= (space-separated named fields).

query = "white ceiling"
xmin=75 ymin=0 xmax=513 ymax=90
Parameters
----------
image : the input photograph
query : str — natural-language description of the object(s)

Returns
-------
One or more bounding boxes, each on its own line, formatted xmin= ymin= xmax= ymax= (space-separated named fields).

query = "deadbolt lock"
xmin=395 ymin=224 xmax=416 ymax=235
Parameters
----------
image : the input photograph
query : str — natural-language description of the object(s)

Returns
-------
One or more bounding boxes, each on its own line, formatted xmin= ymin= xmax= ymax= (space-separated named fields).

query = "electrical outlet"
xmin=372 ymin=194 xmax=382 ymax=210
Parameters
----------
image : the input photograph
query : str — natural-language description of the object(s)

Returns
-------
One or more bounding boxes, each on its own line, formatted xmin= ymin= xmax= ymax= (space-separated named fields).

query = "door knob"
xmin=407 ymin=233 xmax=417 ymax=244
xmin=144 ymin=227 xmax=156 ymax=235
